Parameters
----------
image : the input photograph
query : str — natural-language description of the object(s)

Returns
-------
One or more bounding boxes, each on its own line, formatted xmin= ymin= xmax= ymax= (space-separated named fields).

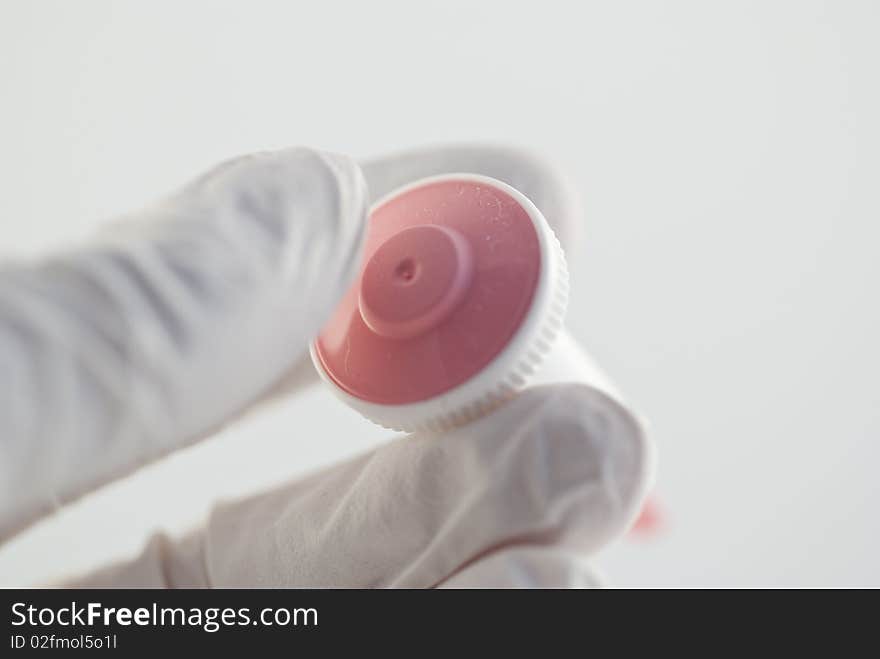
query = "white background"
xmin=0 ymin=0 xmax=877 ymax=586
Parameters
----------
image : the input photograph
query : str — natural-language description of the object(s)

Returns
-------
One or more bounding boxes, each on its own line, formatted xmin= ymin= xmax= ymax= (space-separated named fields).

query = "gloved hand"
xmin=0 ymin=145 xmax=654 ymax=587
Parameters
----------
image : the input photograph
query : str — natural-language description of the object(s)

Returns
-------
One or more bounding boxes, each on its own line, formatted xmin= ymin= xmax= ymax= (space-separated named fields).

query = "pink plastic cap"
xmin=358 ymin=224 xmax=474 ymax=340
xmin=313 ymin=177 xmax=542 ymax=405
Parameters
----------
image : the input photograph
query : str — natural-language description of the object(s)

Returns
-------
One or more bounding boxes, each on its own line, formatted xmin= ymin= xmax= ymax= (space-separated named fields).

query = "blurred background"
xmin=0 ymin=0 xmax=877 ymax=586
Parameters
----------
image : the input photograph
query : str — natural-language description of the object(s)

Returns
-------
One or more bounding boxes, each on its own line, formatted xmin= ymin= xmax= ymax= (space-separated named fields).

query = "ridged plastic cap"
xmin=311 ymin=174 xmax=568 ymax=432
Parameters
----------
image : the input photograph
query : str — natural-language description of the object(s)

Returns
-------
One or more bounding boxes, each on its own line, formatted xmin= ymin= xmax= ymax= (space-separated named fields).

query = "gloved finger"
xmin=436 ymin=546 xmax=604 ymax=588
xmin=0 ymin=148 xmax=368 ymax=541
xmin=66 ymin=382 xmax=652 ymax=588
xmin=362 ymin=143 xmax=583 ymax=252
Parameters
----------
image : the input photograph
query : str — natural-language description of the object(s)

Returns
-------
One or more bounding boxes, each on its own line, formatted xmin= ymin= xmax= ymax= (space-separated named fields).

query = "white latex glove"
xmin=0 ymin=145 xmax=654 ymax=587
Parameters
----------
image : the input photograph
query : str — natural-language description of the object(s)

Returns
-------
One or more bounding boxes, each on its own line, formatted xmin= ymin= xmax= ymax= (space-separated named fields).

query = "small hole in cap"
xmin=393 ymin=258 xmax=418 ymax=283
